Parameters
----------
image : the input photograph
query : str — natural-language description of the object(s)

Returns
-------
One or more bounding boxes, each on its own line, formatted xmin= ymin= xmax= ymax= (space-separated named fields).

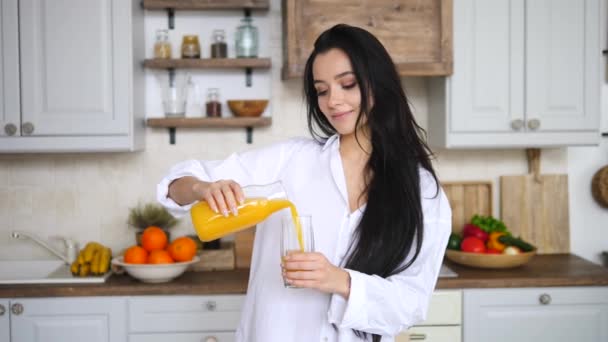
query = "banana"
xmin=91 ymin=249 xmax=101 ymax=275
xmin=77 ymin=252 xmax=85 ymax=265
xmin=70 ymin=260 xmax=80 ymax=275
xmin=83 ymin=242 xmax=102 ymax=263
xmin=79 ymin=263 xmax=90 ymax=277
xmin=99 ymin=247 xmax=111 ymax=274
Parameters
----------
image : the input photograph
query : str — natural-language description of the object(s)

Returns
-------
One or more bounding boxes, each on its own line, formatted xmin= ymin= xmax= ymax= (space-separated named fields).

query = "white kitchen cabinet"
xmin=0 ymin=0 xmax=145 ymax=153
xmin=0 ymin=299 xmax=9 ymax=342
xmin=7 ymin=297 xmax=127 ymax=342
xmin=429 ymin=0 xmax=601 ymax=148
xmin=463 ymin=287 xmax=608 ymax=342
xmin=396 ymin=290 xmax=462 ymax=342
xmin=127 ymin=295 xmax=244 ymax=338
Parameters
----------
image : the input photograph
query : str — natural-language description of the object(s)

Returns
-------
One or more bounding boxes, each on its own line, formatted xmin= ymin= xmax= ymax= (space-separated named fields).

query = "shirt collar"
xmin=322 ymin=134 xmax=339 ymax=151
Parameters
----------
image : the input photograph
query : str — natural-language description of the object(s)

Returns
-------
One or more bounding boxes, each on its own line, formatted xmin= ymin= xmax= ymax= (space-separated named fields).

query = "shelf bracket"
xmin=167 ymin=8 xmax=175 ymax=30
xmin=245 ymin=68 xmax=252 ymax=87
xmin=246 ymin=127 xmax=253 ymax=144
xmin=169 ymin=127 xmax=176 ymax=145
xmin=168 ymin=68 xmax=176 ymax=86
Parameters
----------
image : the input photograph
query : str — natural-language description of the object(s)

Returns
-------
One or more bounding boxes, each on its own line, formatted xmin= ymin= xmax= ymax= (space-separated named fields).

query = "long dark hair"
xmin=303 ymin=24 xmax=438 ymax=341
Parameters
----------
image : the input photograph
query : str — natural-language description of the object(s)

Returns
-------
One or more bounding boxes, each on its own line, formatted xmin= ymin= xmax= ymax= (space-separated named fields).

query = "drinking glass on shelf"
xmin=280 ymin=215 xmax=314 ymax=288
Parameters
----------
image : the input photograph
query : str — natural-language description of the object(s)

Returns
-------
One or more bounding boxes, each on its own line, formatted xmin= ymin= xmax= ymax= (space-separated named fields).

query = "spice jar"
xmin=154 ymin=29 xmax=172 ymax=59
xmin=235 ymin=17 xmax=258 ymax=58
xmin=211 ymin=29 xmax=228 ymax=58
xmin=181 ymin=35 xmax=201 ymax=59
xmin=205 ymin=88 xmax=222 ymax=117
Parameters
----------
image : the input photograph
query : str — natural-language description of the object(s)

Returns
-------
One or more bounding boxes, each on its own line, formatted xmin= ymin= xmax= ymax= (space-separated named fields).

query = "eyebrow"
xmin=313 ymin=71 xmax=355 ymax=84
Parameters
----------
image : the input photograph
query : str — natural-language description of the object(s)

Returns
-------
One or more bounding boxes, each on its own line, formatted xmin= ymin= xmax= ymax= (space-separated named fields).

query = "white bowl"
xmin=111 ymin=256 xmax=200 ymax=283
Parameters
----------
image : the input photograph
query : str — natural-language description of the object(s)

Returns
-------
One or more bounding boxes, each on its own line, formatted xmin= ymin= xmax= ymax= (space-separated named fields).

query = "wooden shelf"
xmin=147 ymin=117 xmax=271 ymax=144
xmin=144 ymin=58 xmax=271 ymax=70
xmin=142 ymin=0 xmax=270 ymax=10
xmin=147 ymin=117 xmax=271 ymax=128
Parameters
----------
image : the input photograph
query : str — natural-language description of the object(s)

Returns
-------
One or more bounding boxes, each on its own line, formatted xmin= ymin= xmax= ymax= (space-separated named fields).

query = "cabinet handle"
xmin=21 ymin=122 xmax=35 ymax=135
xmin=510 ymin=119 xmax=524 ymax=130
xmin=0 ymin=304 xmax=5 ymax=316
xmin=203 ymin=336 xmax=218 ymax=342
xmin=527 ymin=119 xmax=541 ymax=130
xmin=11 ymin=303 xmax=23 ymax=315
xmin=205 ymin=301 xmax=217 ymax=311
xmin=4 ymin=123 xmax=17 ymax=136
xmin=409 ymin=333 xmax=427 ymax=340
xmin=539 ymin=293 xmax=552 ymax=305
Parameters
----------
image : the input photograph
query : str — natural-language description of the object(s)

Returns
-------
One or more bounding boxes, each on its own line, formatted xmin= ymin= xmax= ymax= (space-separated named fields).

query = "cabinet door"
xmin=0 ymin=0 xmax=20 ymax=137
xmin=129 ymin=332 xmax=235 ymax=342
xmin=0 ymin=299 xmax=8 ymax=342
xmin=526 ymin=0 xmax=600 ymax=132
xmin=464 ymin=287 xmax=608 ymax=342
xmin=10 ymin=297 xmax=126 ymax=342
xmin=19 ymin=0 xmax=129 ymax=136
xmin=450 ymin=0 xmax=524 ymax=133
xmin=396 ymin=326 xmax=461 ymax=342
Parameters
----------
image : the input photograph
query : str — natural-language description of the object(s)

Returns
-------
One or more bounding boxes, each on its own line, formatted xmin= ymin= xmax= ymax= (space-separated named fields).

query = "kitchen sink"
xmin=0 ymin=260 xmax=111 ymax=284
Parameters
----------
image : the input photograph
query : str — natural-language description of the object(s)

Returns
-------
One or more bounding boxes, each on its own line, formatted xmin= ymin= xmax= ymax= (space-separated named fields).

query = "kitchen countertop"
xmin=1 ymin=254 xmax=607 ymax=298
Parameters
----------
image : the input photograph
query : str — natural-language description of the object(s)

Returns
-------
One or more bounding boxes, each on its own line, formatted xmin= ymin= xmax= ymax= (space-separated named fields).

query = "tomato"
xmin=447 ymin=233 xmax=462 ymax=250
xmin=461 ymin=236 xmax=486 ymax=253
xmin=462 ymin=223 xmax=489 ymax=242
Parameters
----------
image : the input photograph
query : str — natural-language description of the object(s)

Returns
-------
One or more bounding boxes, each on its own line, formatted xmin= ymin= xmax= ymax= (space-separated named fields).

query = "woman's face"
xmin=312 ymin=48 xmax=363 ymax=136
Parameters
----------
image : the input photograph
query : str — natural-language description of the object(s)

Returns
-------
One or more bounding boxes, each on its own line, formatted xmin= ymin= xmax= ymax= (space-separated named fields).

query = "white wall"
xmin=1 ymin=0 xmax=602 ymax=265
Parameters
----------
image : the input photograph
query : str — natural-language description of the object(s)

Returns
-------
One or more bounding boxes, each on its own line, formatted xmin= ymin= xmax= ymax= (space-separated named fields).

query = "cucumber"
xmin=498 ymin=235 xmax=535 ymax=252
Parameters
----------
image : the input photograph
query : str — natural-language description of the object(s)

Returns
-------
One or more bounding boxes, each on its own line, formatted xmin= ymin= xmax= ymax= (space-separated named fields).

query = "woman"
xmin=158 ymin=24 xmax=451 ymax=342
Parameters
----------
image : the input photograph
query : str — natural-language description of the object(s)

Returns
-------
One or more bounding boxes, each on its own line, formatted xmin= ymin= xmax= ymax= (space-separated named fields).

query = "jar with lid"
xmin=154 ymin=29 xmax=172 ymax=59
xmin=235 ymin=17 xmax=258 ymax=58
xmin=181 ymin=35 xmax=201 ymax=59
xmin=206 ymin=88 xmax=222 ymax=117
xmin=211 ymin=29 xmax=228 ymax=58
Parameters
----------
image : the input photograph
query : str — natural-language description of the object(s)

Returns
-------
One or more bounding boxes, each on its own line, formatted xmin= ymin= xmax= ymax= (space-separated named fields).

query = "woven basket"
xmin=591 ymin=165 xmax=608 ymax=208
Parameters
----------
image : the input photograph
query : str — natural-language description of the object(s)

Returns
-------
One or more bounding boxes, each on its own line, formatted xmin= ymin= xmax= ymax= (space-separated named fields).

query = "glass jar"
xmin=235 ymin=17 xmax=258 ymax=58
xmin=205 ymin=88 xmax=222 ymax=117
xmin=181 ymin=35 xmax=201 ymax=59
xmin=211 ymin=29 xmax=228 ymax=58
xmin=154 ymin=29 xmax=172 ymax=59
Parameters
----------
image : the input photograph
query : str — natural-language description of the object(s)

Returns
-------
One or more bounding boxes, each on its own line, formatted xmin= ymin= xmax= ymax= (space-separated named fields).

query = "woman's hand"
xmin=282 ymin=252 xmax=351 ymax=298
xmin=192 ymin=179 xmax=244 ymax=217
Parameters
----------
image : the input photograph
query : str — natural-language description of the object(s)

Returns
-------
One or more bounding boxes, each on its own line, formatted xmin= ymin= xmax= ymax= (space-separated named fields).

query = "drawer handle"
xmin=539 ymin=293 xmax=552 ymax=305
xmin=203 ymin=336 xmax=218 ymax=342
xmin=11 ymin=303 xmax=23 ymax=315
xmin=205 ymin=301 xmax=217 ymax=311
xmin=409 ymin=333 xmax=427 ymax=340
xmin=0 ymin=304 xmax=5 ymax=316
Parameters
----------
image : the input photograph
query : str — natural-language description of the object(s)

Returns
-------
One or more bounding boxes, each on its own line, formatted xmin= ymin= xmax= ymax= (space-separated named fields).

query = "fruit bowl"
xmin=445 ymin=249 xmax=536 ymax=269
xmin=111 ymin=256 xmax=199 ymax=283
xmin=227 ymin=100 xmax=268 ymax=117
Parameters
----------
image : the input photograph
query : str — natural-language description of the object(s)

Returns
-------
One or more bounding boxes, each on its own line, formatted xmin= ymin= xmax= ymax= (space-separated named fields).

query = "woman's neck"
xmin=339 ymin=129 xmax=371 ymax=161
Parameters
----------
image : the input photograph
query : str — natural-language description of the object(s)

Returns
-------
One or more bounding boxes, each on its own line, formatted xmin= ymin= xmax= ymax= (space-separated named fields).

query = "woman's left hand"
xmin=282 ymin=252 xmax=351 ymax=298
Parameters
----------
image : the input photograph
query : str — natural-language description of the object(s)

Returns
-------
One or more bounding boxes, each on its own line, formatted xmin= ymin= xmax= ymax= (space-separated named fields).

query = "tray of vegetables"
xmin=445 ymin=215 xmax=537 ymax=269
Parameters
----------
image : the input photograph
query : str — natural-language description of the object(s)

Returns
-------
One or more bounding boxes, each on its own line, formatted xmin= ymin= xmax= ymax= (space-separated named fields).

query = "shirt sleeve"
xmin=156 ymin=138 xmax=308 ymax=218
xmin=327 ymin=174 xmax=452 ymax=337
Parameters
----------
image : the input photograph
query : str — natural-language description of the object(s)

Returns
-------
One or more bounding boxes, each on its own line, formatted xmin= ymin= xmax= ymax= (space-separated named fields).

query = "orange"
xmin=167 ymin=236 xmax=198 ymax=262
xmin=141 ymin=226 xmax=168 ymax=252
xmin=124 ymin=245 xmax=148 ymax=264
xmin=147 ymin=249 xmax=174 ymax=264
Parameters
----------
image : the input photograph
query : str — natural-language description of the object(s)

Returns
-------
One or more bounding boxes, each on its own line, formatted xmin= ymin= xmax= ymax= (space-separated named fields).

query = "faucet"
xmin=11 ymin=231 xmax=78 ymax=265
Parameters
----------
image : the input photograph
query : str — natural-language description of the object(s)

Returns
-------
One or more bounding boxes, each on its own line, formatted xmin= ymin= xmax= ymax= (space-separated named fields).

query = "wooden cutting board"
xmin=442 ymin=181 xmax=493 ymax=235
xmin=500 ymin=149 xmax=570 ymax=254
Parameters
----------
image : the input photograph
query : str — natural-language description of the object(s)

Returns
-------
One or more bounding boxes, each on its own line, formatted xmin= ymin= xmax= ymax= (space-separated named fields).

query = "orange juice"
xmin=191 ymin=198 xmax=304 ymax=250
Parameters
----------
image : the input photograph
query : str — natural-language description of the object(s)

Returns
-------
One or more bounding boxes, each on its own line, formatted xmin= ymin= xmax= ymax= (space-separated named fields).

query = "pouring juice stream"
xmin=191 ymin=198 xmax=304 ymax=251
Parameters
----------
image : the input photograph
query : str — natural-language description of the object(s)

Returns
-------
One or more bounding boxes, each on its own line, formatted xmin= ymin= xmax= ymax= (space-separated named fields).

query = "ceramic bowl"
xmin=227 ymin=100 xmax=269 ymax=117
xmin=445 ymin=249 xmax=536 ymax=269
xmin=111 ymin=256 xmax=200 ymax=283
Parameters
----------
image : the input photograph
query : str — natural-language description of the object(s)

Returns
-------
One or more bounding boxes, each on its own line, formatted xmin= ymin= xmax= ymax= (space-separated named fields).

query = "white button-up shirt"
xmin=157 ymin=135 xmax=452 ymax=342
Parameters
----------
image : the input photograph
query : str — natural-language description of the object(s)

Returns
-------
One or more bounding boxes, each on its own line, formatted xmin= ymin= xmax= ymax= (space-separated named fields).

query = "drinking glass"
xmin=281 ymin=215 xmax=314 ymax=288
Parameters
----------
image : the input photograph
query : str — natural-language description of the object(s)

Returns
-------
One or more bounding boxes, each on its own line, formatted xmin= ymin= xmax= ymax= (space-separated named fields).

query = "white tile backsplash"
xmin=0 ymin=0 xmax=570 ymax=260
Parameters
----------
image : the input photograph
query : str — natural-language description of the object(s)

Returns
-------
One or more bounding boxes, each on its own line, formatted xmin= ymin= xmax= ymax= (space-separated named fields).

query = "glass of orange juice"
xmin=281 ymin=215 xmax=314 ymax=288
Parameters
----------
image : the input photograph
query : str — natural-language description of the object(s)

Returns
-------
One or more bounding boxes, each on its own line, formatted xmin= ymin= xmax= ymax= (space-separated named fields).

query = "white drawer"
xmin=128 ymin=295 xmax=244 ymax=333
xmin=129 ymin=332 xmax=235 ymax=342
xmin=396 ymin=326 xmax=461 ymax=342
xmin=418 ymin=290 xmax=462 ymax=325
